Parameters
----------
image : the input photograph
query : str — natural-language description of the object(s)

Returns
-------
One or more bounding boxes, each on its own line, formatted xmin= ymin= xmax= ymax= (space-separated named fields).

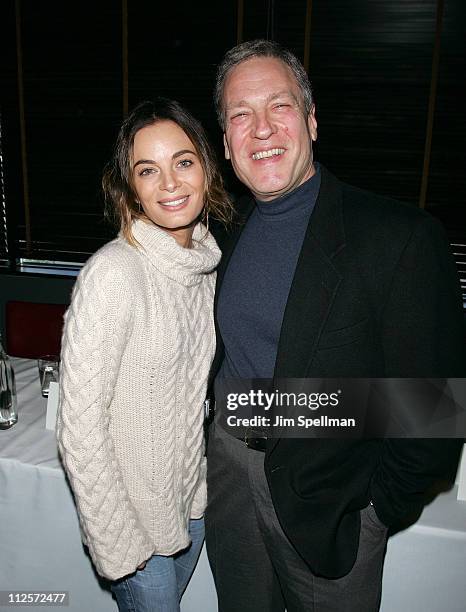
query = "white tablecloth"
xmin=0 ymin=358 xmax=216 ymax=612
xmin=0 ymin=358 xmax=465 ymax=611
xmin=382 ymin=486 xmax=466 ymax=611
xmin=0 ymin=358 xmax=58 ymax=467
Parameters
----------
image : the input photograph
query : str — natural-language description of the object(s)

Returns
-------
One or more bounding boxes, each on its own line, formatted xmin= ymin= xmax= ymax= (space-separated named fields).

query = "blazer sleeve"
xmin=56 ymin=256 xmax=154 ymax=580
xmin=371 ymin=215 xmax=465 ymax=526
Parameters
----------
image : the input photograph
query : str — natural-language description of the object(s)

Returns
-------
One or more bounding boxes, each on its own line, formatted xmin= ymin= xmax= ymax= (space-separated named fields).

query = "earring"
xmin=202 ymin=206 xmax=210 ymax=232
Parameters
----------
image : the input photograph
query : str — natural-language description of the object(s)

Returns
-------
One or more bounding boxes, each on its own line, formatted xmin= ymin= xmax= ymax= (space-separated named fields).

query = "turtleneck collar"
xmin=127 ymin=219 xmax=221 ymax=286
xmin=254 ymin=162 xmax=321 ymax=220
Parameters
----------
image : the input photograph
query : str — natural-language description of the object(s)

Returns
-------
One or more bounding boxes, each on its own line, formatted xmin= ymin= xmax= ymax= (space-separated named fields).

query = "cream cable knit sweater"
xmin=57 ymin=219 xmax=221 ymax=580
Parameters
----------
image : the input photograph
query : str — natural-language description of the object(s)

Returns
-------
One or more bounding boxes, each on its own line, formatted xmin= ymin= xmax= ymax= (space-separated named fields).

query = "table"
xmin=0 ymin=358 xmax=216 ymax=612
xmin=0 ymin=358 xmax=465 ymax=611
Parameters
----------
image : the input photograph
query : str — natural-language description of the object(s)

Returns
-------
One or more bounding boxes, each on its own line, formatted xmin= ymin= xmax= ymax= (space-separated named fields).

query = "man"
xmin=205 ymin=39 xmax=465 ymax=612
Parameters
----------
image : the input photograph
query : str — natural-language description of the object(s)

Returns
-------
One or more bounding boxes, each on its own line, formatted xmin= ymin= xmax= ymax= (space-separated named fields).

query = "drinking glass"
xmin=38 ymin=355 xmax=60 ymax=397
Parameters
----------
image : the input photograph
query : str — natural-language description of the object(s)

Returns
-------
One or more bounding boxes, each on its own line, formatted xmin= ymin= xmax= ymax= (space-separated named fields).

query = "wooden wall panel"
xmin=309 ymin=0 xmax=437 ymax=205
xmin=1 ymin=0 xmax=464 ymax=263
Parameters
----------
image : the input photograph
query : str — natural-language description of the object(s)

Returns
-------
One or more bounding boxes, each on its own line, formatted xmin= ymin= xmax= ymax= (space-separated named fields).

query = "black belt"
xmin=237 ymin=427 xmax=268 ymax=452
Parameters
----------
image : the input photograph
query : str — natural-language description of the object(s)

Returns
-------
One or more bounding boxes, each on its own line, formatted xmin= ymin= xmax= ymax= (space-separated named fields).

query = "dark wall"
xmin=1 ymin=0 xmax=465 ymax=264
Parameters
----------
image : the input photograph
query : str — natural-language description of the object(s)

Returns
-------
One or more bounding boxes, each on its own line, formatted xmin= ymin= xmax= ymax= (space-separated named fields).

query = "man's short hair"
xmin=215 ymin=39 xmax=314 ymax=130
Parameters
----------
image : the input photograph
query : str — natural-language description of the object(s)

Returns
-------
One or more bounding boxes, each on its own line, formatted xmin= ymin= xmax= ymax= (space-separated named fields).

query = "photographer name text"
xmin=226 ymin=414 xmax=356 ymax=429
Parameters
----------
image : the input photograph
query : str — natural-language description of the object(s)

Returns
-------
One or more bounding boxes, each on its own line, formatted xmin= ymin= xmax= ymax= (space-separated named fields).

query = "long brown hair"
xmin=103 ymin=98 xmax=232 ymax=244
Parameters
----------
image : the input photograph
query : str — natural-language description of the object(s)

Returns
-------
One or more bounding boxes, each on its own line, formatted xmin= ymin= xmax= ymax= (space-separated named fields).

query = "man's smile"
xmin=251 ymin=148 xmax=285 ymax=161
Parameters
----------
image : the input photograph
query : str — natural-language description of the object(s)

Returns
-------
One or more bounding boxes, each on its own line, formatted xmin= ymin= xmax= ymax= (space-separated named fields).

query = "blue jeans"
xmin=111 ymin=518 xmax=205 ymax=612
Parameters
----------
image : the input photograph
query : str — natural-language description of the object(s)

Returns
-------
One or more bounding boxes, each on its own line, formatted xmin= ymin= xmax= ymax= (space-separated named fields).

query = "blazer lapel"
xmin=269 ymin=167 xmax=346 ymax=449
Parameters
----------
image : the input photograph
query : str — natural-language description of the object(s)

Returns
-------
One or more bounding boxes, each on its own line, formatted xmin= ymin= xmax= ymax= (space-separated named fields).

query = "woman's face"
xmin=132 ymin=120 xmax=206 ymax=247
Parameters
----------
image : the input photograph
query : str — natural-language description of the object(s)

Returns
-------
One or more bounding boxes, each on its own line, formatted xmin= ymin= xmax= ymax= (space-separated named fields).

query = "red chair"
xmin=5 ymin=301 xmax=68 ymax=358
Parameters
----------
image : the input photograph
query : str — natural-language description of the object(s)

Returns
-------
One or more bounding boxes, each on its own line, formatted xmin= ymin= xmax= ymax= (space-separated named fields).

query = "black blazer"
xmin=209 ymin=166 xmax=465 ymax=578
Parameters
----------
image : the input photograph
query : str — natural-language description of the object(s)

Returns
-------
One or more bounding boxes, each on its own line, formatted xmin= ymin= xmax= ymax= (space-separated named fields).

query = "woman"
xmin=57 ymin=98 xmax=231 ymax=611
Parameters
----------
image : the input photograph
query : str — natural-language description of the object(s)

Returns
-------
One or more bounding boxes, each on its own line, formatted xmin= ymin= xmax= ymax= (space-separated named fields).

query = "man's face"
xmin=222 ymin=56 xmax=317 ymax=201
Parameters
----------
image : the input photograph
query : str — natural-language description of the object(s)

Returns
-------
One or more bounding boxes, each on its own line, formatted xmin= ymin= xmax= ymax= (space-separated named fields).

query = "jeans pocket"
xmin=111 ymin=578 xmax=138 ymax=612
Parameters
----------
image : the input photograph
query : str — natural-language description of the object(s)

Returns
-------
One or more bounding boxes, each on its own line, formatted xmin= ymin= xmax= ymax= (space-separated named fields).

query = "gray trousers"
xmin=205 ymin=424 xmax=388 ymax=612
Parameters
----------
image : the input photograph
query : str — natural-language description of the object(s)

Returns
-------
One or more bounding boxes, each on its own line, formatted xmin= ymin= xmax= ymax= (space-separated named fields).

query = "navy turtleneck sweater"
xmin=217 ymin=164 xmax=321 ymax=380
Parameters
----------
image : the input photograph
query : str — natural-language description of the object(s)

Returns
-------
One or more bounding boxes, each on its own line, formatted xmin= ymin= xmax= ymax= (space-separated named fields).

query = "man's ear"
xmin=307 ymin=105 xmax=317 ymax=142
xmin=223 ymin=133 xmax=231 ymax=160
